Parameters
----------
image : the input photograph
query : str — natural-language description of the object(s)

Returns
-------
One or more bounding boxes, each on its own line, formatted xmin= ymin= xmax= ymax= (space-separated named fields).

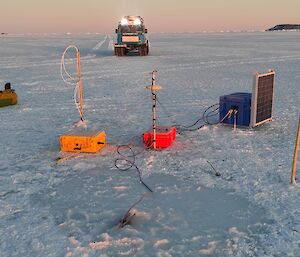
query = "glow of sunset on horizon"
xmin=1 ymin=0 xmax=299 ymax=33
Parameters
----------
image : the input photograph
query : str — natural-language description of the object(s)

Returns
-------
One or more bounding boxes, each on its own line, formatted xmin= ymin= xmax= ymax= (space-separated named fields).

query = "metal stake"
xmin=291 ymin=116 xmax=300 ymax=184
xmin=151 ymin=70 xmax=157 ymax=149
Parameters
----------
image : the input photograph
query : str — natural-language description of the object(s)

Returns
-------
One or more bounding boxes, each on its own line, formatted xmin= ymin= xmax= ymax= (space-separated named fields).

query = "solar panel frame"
xmin=250 ymin=70 xmax=275 ymax=128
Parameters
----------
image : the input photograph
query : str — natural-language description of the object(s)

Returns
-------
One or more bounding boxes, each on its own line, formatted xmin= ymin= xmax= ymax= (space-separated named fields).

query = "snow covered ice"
xmin=0 ymin=32 xmax=300 ymax=256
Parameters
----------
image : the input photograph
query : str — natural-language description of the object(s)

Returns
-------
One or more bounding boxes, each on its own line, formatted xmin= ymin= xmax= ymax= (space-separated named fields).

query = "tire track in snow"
xmin=91 ymin=35 xmax=114 ymax=56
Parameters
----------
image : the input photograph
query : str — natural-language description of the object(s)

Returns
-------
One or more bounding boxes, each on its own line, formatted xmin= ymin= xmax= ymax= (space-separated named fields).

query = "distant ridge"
xmin=266 ymin=24 xmax=300 ymax=31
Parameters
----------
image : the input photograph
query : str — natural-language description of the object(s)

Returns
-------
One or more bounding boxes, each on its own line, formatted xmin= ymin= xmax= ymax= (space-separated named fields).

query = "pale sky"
xmin=1 ymin=0 xmax=299 ymax=33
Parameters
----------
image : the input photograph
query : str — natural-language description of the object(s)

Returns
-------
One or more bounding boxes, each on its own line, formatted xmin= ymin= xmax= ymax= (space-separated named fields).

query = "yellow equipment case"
xmin=60 ymin=130 xmax=106 ymax=153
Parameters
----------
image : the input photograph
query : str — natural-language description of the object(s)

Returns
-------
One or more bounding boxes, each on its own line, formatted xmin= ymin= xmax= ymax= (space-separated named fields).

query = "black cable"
xmin=114 ymin=144 xmax=153 ymax=228
xmin=185 ymin=103 xmax=220 ymax=128
xmin=156 ymin=97 xmax=218 ymax=131
xmin=114 ymin=145 xmax=153 ymax=193
xmin=206 ymin=160 xmax=221 ymax=177
xmin=204 ymin=108 xmax=219 ymax=125
xmin=177 ymin=111 xmax=219 ymax=131
xmin=174 ymin=103 xmax=221 ymax=132
xmin=155 ymin=96 xmax=221 ymax=131
xmin=118 ymin=193 xmax=149 ymax=228
xmin=202 ymin=104 xmax=220 ymax=125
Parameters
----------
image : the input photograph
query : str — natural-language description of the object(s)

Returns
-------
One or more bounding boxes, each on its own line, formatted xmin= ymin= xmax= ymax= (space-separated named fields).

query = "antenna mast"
xmin=146 ymin=70 xmax=162 ymax=149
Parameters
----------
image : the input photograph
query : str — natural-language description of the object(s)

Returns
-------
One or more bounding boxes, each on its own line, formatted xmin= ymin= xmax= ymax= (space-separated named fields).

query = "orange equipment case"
xmin=60 ymin=130 xmax=106 ymax=153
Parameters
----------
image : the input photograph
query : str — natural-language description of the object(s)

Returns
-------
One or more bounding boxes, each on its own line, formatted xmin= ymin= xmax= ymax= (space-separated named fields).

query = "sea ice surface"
xmin=0 ymin=31 xmax=300 ymax=256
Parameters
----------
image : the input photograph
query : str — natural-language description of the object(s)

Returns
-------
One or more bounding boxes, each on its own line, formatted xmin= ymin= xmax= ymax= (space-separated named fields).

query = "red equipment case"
xmin=143 ymin=126 xmax=176 ymax=148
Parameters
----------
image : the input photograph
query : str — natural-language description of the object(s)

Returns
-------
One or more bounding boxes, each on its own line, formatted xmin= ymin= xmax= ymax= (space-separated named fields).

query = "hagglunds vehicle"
xmin=114 ymin=16 xmax=149 ymax=56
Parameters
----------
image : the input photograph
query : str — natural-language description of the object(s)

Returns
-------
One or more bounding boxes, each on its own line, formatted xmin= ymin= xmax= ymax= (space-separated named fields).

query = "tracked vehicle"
xmin=114 ymin=16 xmax=149 ymax=56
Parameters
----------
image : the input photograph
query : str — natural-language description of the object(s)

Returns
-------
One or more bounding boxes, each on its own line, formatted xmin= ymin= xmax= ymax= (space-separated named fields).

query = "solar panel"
xmin=250 ymin=70 xmax=275 ymax=127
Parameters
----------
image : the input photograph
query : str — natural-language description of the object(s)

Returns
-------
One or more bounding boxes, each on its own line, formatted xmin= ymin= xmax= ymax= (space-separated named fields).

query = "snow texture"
xmin=0 ymin=32 xmax=300 ymax=257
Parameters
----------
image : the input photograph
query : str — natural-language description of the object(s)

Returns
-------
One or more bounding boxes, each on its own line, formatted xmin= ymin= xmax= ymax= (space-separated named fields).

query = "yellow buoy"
xmin=0 ymin=83 xmax=17 ymax=107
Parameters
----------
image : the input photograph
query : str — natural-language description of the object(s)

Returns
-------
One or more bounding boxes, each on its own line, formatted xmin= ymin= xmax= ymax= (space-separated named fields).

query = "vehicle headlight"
xmin=134 ymin=18 xmax=141 ymax=25
xmin=121 ymin=18 xmax=128 ymax=25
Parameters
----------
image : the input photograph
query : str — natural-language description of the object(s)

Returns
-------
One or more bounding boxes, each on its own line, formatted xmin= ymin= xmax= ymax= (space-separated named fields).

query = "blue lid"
xmin=220 ymin=92 xmax=252 ymax=103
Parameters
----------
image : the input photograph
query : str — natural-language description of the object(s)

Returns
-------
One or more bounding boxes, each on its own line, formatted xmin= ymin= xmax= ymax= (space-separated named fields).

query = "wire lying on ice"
xmin=114 ymin=144 xmax=153 ymax=193
xmin=118 ymin=192 xmax=150 ymax=228
xmin=156 ymin=98 xmax=223 ymax=132
xmin=206 ymin=160 xmax=221 ymax=177
xmin=174 ymin=103 xmax=220 ymax=132
xmin=114 ymin=142 xmax=154 ymax=228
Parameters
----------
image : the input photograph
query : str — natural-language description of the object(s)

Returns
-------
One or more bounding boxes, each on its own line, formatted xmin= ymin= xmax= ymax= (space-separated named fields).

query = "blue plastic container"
xmin=219 ymin=92 xmax=252 ymax=126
